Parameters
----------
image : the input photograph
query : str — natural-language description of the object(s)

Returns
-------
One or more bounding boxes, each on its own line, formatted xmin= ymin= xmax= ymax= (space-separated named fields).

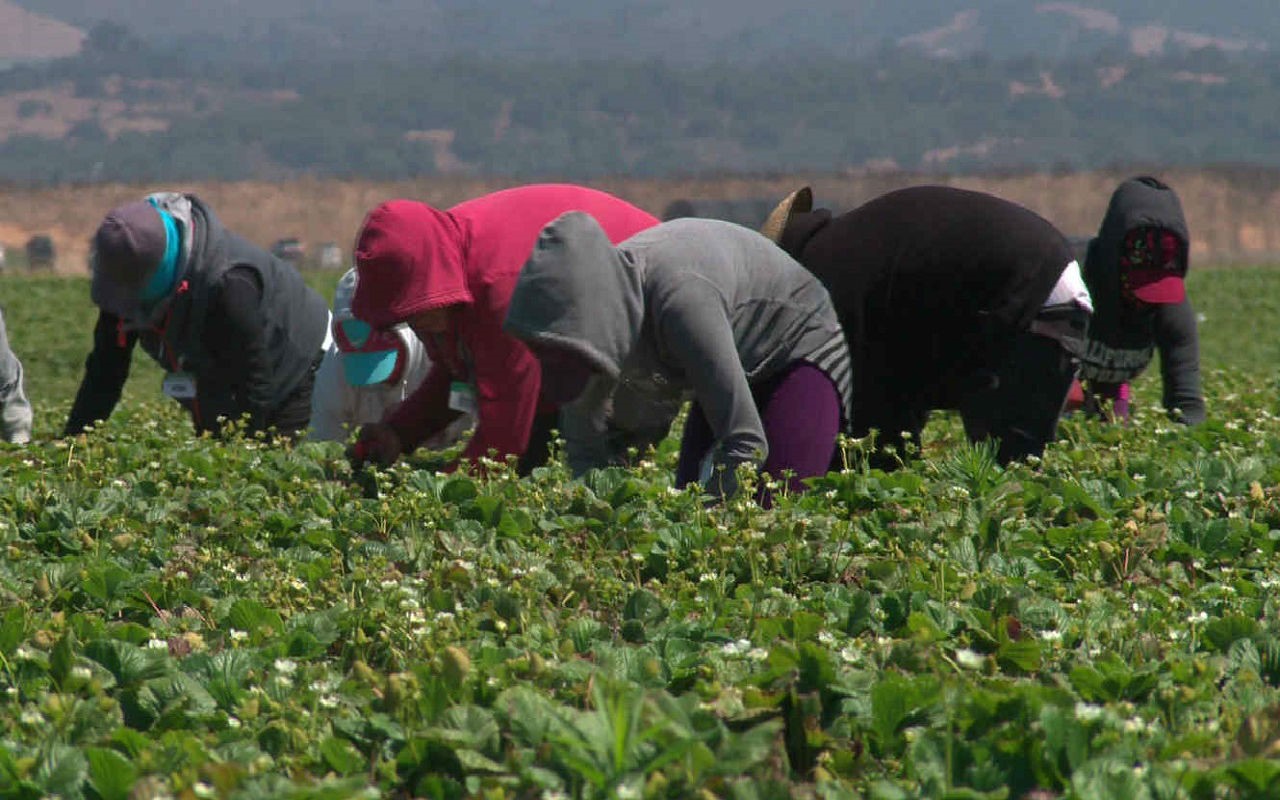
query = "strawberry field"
xmin=4 ymin=268 xmax=1280 ymax=799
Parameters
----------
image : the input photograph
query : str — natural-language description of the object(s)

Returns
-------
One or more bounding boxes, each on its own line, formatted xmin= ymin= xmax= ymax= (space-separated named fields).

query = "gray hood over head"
xmin=504 ymin=211 xmax=644 ymax=379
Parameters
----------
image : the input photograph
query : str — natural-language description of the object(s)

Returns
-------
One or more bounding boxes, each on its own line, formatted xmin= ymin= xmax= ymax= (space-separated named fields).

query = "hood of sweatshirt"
xmin=351 ymin=200 xmax=472 ymax=329
xmin=1085 ymin=176 xmax=1190 ymax=310
xmin=503 ymin=211 xmax=644 ymax=379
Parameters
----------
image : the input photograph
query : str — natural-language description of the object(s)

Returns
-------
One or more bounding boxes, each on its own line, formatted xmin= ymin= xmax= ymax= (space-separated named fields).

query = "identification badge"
xmin=162 ymin=372 xmax=198 ymax=399
xmin=448 ymin=380 xmax=478 ymax=415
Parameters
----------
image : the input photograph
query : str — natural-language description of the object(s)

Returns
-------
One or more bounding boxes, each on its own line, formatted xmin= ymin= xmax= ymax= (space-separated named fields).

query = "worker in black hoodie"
xmin=64 ymin=193 xmax=330 ymax=438
xmin=1067 ymin=176 xmax=1204 ymax=424
xmin=762 ymin=185 xmax=1093 ymax=466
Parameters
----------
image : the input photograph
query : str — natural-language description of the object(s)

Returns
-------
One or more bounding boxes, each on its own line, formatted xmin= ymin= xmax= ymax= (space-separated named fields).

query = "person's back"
xmin=627 ymin=218 xmax=849 ymax=397
xmin=454 ymin=184 xmax=662 ymax=303
xmin=781 ymin=186 xmax=1071 ymax=398
xmin=768 ymin=185 xmax=1090 ymax=464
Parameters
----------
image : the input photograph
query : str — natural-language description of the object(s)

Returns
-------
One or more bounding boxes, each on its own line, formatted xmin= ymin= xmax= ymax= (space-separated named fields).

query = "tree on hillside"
xmin=84 ymin=21 xmax=140 ymax=56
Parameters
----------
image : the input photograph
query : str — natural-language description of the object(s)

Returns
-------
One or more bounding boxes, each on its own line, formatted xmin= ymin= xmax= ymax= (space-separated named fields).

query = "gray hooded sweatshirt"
xmin=505 ymin=213 xmax=851 ymax=488
xmin=0 ymin=307 xmax=31 ymax=444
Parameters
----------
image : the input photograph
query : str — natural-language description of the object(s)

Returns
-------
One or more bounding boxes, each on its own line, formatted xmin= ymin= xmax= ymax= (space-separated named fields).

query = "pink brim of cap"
xmin=1128 ymin=270 xmax=1186 ymax=304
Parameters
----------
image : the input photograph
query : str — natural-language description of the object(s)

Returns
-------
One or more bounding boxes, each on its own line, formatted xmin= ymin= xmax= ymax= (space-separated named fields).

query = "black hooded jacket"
xmin=1076 ymin=176 xmax=1204 ymax=424
xmin=65 ymin=196 xmax=329 ymax=436
xmin=777 ymin=185 xmax=1079 ymax=463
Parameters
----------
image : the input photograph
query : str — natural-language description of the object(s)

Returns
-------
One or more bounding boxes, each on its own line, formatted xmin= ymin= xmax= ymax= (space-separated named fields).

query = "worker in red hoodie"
xmin=348 ymin=184 xmax=663 ymax=473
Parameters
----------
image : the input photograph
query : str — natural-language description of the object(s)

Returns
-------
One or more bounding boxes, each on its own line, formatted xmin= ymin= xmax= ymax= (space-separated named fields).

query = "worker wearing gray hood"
xmin=0 ymin=306 xmax=31 ymax=444
xmin=504 ymin=213 xmax=852 ymax=500
xmin=1068 ymin=176 xmax=1204 ymax=424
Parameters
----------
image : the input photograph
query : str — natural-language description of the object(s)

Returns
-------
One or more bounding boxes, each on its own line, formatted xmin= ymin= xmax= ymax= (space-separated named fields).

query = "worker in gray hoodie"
xmin=1066 ymin=176 xmax=1204 ymax=424
xmin=0 ymin=306 xmax=32 ymax=444
xmin=504 ymin=212 xmax=852 ymax=500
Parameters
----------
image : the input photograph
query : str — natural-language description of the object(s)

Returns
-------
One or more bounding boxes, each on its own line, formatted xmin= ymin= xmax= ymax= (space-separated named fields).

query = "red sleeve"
xmin=1063 ymin=378 xmax=1085 ymax=412
xmin=386 ymin=363 xmax=455 ymax=451
xmin=457 ymin=308 xmax=541 ymax=466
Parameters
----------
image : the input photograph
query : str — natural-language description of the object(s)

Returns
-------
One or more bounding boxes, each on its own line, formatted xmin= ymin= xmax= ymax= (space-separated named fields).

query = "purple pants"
xmin=1081 ymin=381 xmax=1132 ymax=422
xmin=676 ymin=362 xmax=841 ymax=502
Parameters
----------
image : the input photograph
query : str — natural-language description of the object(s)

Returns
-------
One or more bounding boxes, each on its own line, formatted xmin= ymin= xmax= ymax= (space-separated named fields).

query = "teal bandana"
xmin=139 ymin=204 xmax=180 ymax=308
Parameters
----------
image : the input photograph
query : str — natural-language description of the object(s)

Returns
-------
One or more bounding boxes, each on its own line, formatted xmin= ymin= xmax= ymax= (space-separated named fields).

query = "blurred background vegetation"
xmin=0 ymin=14 xmax=1278 ymax=184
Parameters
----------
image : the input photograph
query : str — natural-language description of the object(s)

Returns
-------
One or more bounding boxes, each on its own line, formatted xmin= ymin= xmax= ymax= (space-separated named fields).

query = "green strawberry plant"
xmin=3 ymin=269 xmax=1280 ymax=797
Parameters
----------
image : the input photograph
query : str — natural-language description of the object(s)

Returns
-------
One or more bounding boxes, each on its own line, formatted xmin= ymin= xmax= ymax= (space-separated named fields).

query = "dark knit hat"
xmin=90 ymin=200 xmax=167 ymax=316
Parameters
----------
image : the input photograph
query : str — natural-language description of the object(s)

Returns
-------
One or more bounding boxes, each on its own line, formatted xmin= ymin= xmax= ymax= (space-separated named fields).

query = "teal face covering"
xmin=139 ymin=205 xmax=180 ymax=309
xmin=334 ymin=317 xmax=407 ymax=386
xmin=343 ymin=350 xmax=401 ymax=386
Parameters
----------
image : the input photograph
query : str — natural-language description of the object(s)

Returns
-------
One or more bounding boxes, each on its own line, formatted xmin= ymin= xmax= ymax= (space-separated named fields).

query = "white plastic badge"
xmin=448 ymin=380 xmax=478 ymax=415
xmin=162 ymin=372 xmax=198 ymax=399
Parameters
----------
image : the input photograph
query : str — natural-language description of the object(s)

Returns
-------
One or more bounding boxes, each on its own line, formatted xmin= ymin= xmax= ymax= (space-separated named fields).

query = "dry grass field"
xmin=1 ymin=167 xmax=1278 ymax=272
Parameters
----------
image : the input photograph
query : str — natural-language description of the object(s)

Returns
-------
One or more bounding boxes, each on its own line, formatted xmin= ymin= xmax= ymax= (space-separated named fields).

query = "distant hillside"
xmin=1 ymin=43 xmax=1278 ymax=184
xmin=8 ymin=0 xmax=1279 ymax=63
xmin=0 ymin=0 xmax=81 ymax=64
xmin=3 ymin=3 xmax=1280 ymax=185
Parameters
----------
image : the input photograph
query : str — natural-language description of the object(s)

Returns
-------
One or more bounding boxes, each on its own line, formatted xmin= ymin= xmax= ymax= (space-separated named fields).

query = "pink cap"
xmin=1126 ymin=268 xmax=1186 ymax=304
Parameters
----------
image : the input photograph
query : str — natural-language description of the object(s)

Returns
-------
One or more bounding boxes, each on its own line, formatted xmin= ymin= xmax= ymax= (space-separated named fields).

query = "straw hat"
xmin=759 ymin=186 xmax=813 ymax=242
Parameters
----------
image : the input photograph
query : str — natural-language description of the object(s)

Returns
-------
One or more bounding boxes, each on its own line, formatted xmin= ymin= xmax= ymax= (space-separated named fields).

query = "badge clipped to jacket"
xmin=162 ymin=371 xmax=198 ymax=400
xmin=448 ymin=380 xmax=478 ymax=415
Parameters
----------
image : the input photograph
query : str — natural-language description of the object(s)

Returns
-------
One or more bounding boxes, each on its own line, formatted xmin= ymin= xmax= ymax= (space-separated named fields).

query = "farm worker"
xmin=64 ymin=193 xmax=330 ymax=438
xmin=504 ymin=212 xmax=853 ymax=501
xmin=1066 ymin=176 xmax=1204 ymax=424
xmin=348 ymin=184 xmax=665 ymax=474
xmin=0 ymin=307 xmax=32 ymax=444
xmin=761 ymin=184 xmax=1093 ymax=466
xmin=309 ymin=268 xmax=472 ymax=446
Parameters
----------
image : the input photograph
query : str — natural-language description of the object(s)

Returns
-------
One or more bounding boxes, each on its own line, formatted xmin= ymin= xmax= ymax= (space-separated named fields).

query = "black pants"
xmin=957 ymin=329 xmax=1077 ymax=464
xmin=266 ymin=350 xmax=324 ymax=438
xmin=849 ymin=329 xmax=1077 ymax=469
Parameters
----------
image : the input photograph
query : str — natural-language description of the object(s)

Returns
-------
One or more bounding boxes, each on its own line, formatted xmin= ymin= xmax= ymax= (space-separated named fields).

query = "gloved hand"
xmin=348 ymin=422 xmax=403 ymax=469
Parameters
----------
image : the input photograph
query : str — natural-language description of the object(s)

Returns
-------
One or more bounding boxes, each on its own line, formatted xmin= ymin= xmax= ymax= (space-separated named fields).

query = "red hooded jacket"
xmin=352 ymin=184 xmax=658 ymax=466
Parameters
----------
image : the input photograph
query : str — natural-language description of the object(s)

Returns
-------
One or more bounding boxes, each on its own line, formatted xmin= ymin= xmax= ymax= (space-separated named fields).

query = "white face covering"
xmin=1042 ymin=259 xmax=1093 ymax=313
xmin=1029 ymin=260 xmax=1094 ymax=357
